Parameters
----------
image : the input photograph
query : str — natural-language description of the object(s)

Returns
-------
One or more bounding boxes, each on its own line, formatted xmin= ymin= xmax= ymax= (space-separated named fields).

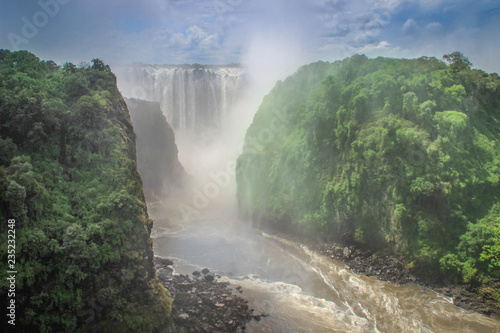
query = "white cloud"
xmin=1 ymin=0 xmax=498 ymax=72
xmin=186 ymin=26 xmax=209 ymax=45
xmin=425 ymin=21 xmax=443 ymax=33
xmin=402 ymin=18 xmax=418 ymax=34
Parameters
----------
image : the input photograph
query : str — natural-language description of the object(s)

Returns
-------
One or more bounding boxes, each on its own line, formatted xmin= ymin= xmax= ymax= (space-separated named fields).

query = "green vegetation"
xmin=0 ymin=50 xmax=171 ymax=331
xmin=237 ymin=54 xmax=500 ymax=293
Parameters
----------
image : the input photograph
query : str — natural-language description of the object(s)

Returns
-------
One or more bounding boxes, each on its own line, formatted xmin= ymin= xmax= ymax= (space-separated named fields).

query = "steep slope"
xmin=0 ymin=50 xmax=171 ymax=332
xmin=237 ymin=54 xmax=500 ymax=287
xmin=125 ymin=98 xmax=186 ymax=198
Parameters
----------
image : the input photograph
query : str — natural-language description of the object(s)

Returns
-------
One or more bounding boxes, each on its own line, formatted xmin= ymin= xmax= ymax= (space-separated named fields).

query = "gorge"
xmin=119 ymin=55 xmax=500 ymax=331
xmin=1 ymin=49 xmax=499 ymax=332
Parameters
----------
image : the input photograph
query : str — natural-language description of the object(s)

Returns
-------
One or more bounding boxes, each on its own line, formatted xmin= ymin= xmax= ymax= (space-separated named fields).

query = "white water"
xmin=149 ymin=196 xmax=500 ymax=332
xmin=115 ymin=64 xmax=244 ymax=134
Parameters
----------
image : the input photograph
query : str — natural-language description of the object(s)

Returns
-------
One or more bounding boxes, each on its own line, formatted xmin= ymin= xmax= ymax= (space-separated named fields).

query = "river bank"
xmin=318 ymin=243 xmax=500 ymax=317
xmin=154 ymin=256 xmax=268 ymax=332
xmin=255 ymin=225 xmax=500 ymax=318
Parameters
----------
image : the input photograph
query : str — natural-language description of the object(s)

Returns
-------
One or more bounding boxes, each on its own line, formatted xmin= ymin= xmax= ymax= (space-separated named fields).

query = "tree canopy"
xmin=443 ymin=51 xmax=473 ymax=73
xmin=0 ymin=50 xmax=171 ymax=332
xmin=237 ymin=53 xmax=500 ymax=298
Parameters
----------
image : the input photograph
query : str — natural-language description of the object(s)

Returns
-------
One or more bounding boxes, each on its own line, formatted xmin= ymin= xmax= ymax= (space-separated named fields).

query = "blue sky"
xmin=0 ymin=0 xmax=499 ymax=72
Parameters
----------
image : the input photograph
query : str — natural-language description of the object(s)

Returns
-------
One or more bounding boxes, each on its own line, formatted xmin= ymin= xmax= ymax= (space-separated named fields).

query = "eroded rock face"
xmin=125 ymin=98 xmax=187 ymax=198
xmin=154 ymin=257 xmax=269 ymax=331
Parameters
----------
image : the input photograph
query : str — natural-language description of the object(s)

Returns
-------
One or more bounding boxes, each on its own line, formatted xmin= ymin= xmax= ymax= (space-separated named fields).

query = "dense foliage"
xmin=237 ymin=54 xmax=500 ymax=290
xmin=0 ymin=50 xmax=171 ymax=332
xmin=125 ymin=98 xmax=186 ymax=199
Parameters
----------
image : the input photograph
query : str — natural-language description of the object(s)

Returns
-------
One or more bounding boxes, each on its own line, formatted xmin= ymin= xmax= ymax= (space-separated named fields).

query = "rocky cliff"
xmin=0 ymin=50 xmax=172 ymax=332
xmin=126 ymin=98 xmax=187 ymax=198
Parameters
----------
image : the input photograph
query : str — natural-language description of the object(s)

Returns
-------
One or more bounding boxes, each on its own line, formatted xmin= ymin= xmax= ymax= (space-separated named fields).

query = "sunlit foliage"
xmin=237 ymin=54 xmax=500 ymax=290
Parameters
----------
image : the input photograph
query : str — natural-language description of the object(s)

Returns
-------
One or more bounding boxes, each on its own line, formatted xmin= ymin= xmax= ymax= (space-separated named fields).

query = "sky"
xmin=0 ymin=0 xmax=499 ymax=73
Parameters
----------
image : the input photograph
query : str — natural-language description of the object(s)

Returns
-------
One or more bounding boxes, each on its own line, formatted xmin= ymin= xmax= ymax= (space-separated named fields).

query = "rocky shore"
xmin=319 ymin=245 xmax=417 ymax=285
xmin=154 ymin=256 xmax=268 ymax=332
xmin=318 ymin=243 xmax=500 ymax=317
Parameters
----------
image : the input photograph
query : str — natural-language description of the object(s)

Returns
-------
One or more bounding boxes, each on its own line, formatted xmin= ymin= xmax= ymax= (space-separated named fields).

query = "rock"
xmin=155 ymin=256 xmax=174 ymax=266
xmin=193 ymin=271 xmax=201 ymax=277
xmin=202 ymin=268 xmax=210 ymax=275
xmin=161 ymin=267 xmax=261 ymax=331
xmin=205 ymin=272 xmax=215 ymax=282
xmin=178 ymin=313 xmax=190 ymax=321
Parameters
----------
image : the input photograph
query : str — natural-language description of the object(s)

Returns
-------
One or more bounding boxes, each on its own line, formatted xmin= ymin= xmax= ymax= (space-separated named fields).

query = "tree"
xmin=73 ymin=95 xmax=105 ymax=129
xmin=481 ymin=225 xmax=500 ymax=269
xmin=63 ymin=62 xmax=77 ymax=73
xmin=443 ymin=51 xmax=472 ymax=73
xmin=6 ymin=180 xmax=27 ymax=223
xmin=91 ymin=58 xmax=111 ymax=72
xmin=44 ymin=60 xmax=60 ymax=71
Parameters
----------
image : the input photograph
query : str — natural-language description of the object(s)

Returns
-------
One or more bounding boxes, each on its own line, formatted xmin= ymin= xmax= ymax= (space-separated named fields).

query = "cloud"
xmin=0 ymin=0 xmax=498 ymax=72
xmin=424 ymin=21 xmax=442 ymax=33
xmin=402 ymin=18 xmax=418 ymax=34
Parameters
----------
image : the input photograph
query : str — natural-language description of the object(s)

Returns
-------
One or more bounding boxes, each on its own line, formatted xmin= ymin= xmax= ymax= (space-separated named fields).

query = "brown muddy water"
xmin=149 ymin=192 xmax=500 ymax=333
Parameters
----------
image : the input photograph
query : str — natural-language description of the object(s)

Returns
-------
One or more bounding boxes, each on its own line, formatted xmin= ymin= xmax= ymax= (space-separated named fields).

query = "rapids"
xmin=149 ymin=191 xmax=500 ymax=333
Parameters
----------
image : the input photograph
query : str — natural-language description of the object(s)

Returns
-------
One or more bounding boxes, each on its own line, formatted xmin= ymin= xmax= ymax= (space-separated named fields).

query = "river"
xmin=147 ymin=188 xmax=500 ymax=333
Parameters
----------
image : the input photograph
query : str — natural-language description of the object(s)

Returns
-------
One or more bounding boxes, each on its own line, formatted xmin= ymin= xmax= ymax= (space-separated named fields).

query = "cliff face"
xmin=125 ymin=98 xmax=186 ymax=198
xmin=237 ymin=55 xmax=500 ymax=282
xmin=0 ymin=50 xmax=171 ymax=332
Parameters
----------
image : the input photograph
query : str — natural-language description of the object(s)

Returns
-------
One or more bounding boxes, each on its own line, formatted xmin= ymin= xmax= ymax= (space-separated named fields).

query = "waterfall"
xmin=116 ymin=64 xmax=244 ymax=134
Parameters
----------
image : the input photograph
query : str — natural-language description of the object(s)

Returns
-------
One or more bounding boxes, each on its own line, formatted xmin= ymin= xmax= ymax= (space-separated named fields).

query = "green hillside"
xmin=237 ymin=54 xmax=500 ymax=289
xmin=0 ymin=50 xmax=171 ymax=332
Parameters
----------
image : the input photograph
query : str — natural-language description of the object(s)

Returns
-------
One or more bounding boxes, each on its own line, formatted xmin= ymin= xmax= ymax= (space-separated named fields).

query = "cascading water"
xmin=116 ymin=63 xmax=244 ymax=134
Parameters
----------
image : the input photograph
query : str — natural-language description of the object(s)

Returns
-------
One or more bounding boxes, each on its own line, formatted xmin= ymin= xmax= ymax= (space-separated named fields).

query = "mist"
xmin=3 ymin=0 xmax=500 ymax=331
xmin=113 ymin=25 xmax=311 ymax=224
xmin=101 ymin=2 xmax=500 ymax=332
